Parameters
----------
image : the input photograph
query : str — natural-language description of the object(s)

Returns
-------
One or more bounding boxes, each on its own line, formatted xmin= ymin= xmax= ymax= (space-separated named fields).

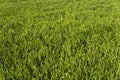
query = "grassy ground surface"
xmin=0 ymin=0 xmax=120 ymax=80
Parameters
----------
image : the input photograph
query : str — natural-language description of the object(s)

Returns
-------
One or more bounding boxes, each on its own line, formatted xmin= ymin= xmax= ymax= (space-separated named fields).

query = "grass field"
xmin=0 ymin=0 xmax=120 ymax=80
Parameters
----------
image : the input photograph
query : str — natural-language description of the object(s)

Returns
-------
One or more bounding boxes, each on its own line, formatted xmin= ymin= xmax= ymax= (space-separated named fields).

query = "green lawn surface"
xmin=0 ymin=0 xmax=120 ymax=80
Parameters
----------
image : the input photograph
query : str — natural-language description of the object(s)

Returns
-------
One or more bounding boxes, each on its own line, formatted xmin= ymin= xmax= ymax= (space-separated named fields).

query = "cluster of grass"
xmin=0 ymin=0 xmax=120 ymax=80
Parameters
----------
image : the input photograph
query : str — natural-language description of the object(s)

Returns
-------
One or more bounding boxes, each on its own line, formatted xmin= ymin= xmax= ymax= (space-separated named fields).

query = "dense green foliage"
xmin=0 ymin=0 xmax=120 ymax=80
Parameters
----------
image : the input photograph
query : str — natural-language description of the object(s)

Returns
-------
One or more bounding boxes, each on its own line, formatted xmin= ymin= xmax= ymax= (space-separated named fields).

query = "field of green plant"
xmin=0 ymin=0 xmax=120 ymax=80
